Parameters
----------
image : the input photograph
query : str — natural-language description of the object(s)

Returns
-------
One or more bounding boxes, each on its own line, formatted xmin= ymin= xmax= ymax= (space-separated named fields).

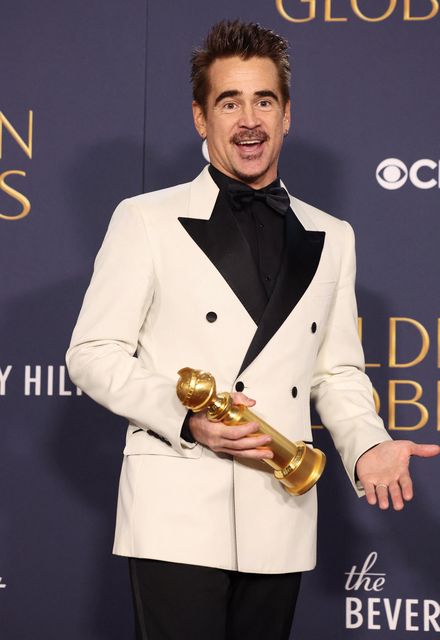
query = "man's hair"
xmin=191 ymin=20 xmax=291 ymax=111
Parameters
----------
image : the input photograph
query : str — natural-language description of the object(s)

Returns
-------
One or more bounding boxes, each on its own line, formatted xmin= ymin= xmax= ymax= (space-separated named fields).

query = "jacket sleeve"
xmin=66 ymin=198 xmax=195 ymax=453
xmin=310 ymin=221 xmax=391 ymax=495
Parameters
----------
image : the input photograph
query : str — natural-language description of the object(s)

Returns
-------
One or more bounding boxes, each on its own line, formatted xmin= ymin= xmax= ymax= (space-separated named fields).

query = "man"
xmin=66 ymin=20 xmax=439 ymax=640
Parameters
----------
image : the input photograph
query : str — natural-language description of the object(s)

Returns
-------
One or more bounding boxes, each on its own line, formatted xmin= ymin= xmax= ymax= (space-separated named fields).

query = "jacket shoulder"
xmin=121 ymin=180 xmax=192 ymax=214
xmin=290 ymin=195 xmax=351 ymax=233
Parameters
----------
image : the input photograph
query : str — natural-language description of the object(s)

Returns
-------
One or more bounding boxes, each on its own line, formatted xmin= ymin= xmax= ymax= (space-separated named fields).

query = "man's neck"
xmin=209 ymin=164 xmax=280 ymax=191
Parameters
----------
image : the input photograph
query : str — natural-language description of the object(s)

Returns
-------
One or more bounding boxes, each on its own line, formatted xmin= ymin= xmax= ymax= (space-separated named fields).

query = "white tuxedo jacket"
xmin=66 ymin=166 xmax=389 ymax=574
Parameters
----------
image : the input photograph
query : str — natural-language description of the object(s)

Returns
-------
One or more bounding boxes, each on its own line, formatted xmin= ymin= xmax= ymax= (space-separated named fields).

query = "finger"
xmin=219 ymin=434 xmax=272 ymax=451
xmin=363 ymin=482 xmax=377 ymax=506
xmin=399 ymin=473 xmax=413 ymax=501
xmin=230 ymin=392 xmax=256 ymax=407
xmin=218 ymin=447 xmax=274 ymax=460
xmin=409 ymin=443 xmax=440 ymax=458
xmin=375 ymin=484 xmax=389 ymax=510
xmin=219 ymin=422 xmax=262 ymax=440
xmin=388 ymin=481 xmax=404 ymax=511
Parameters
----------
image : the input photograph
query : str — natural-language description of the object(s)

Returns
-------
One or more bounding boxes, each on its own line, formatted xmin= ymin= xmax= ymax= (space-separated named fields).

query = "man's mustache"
xmin=231 ymin=131 xmax=269 ymax=144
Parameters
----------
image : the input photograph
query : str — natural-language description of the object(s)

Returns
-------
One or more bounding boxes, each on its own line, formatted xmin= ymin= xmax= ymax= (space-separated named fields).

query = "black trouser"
xmin=129 ymin=558 xmax=301 ymax=640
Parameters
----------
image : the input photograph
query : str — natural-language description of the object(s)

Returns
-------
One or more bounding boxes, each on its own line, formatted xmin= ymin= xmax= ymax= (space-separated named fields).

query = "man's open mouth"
xmin=233 ymin=135 xmax=268 ymax=156
xmin=236 ymin=140 xmax=263 ymax=146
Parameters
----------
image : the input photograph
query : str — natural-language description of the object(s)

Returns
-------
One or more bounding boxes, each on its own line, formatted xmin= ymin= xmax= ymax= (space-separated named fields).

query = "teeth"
xmin=238 ymin=141 xmax=261 ymax=145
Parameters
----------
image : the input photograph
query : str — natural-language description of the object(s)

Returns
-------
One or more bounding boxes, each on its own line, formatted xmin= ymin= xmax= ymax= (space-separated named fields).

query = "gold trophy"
xmin=176 ymin=367 xmax=326 ymax=496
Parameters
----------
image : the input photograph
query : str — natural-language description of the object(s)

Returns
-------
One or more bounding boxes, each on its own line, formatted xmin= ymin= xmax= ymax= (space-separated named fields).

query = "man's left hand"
xmin=356 ymin=440 xmax=440 ymax=511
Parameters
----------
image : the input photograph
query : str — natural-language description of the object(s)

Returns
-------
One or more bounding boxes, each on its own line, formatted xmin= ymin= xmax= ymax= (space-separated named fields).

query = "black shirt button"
xmin=311 ymin=322 xmax=317 ymax=333
xmin=265 ymin=275 xmax=271 ymax=281
xmin=235 ymin=381 xmax=245 ymax=392
xmin=291 ymin=387 xmax=298 ymax=398
xmin=206 ymin=311 xmax=217 ymax=323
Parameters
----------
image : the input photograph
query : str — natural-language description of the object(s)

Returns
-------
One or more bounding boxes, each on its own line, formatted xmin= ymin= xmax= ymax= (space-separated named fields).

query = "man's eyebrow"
xmin=214 ymin=89 xmax=280 ymax=107
xmin=214 ymin=90 xmax=242 ymax=106
xmin=254 ymin=90 xmax=280 ymax=102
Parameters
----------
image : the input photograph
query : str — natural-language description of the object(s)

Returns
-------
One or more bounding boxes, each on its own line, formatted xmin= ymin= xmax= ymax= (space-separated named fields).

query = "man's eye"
xmin=223 ymin=102 xmax=238 ymax=111
xmin=258 ymin=100 xmax=272 ymax=109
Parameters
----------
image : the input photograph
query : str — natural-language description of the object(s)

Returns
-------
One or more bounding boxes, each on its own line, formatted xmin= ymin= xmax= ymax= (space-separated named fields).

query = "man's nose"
xmin=238 ymin=104 xmax=260 ymax=128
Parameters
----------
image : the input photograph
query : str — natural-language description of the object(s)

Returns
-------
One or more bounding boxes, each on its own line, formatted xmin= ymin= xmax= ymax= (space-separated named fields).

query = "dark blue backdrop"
xmin=1 ymin=1 xmax=439 ymax=638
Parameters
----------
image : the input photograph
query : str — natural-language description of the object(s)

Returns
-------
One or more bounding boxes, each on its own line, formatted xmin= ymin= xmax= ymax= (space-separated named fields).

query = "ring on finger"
xmin=375 ymin=483 xmax=388 ymax=490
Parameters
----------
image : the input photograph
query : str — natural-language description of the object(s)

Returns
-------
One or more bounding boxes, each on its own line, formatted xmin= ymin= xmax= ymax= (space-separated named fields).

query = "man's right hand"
xmin=188 ymin=392 xmax=273 ymax=460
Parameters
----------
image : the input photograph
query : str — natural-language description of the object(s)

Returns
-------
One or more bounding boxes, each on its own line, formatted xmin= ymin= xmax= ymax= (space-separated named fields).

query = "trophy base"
xmin=274 ymin=444 xmax=326 ymax=496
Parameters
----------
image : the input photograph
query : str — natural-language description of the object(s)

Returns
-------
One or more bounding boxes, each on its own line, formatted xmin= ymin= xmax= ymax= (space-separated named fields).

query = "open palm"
xmin=356 ymin=440 xmax=440 ymax=510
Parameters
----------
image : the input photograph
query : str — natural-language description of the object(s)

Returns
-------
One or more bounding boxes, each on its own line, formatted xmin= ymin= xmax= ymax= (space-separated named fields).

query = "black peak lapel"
xmin=178 ymin=190 xmax=267 ymax=324
xmin=237 ymin=208 xmax=325 ymax=376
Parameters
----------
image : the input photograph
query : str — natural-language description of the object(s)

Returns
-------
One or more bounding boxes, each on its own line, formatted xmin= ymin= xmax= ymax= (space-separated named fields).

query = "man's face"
xmin=193 ymin=56 xmax=290 ymax=189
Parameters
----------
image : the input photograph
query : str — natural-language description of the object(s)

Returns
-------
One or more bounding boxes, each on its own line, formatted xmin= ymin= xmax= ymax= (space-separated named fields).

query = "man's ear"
xmin=192 ymin=101 xmax=207 ymax=139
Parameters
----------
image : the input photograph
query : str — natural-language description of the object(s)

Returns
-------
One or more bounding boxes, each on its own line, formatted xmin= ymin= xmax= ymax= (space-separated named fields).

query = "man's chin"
xmin=232 ymin=166 xmax=273 ymax=187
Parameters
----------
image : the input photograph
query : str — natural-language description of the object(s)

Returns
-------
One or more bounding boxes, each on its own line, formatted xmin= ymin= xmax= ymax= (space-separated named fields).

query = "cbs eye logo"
xmin=376 ymin=158 xmax=439 ymax=190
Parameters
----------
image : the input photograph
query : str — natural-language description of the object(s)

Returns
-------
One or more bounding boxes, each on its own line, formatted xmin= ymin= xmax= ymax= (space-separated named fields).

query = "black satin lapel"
xmin=238 ymin=208 xmax=325 ymax=376
xmin=178 ymin=192 xmax=267 ymax=324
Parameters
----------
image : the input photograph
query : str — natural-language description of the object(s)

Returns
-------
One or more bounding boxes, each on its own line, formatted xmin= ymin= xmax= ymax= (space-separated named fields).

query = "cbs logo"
xmin=376 ymin=158 xmax=440 ymax=190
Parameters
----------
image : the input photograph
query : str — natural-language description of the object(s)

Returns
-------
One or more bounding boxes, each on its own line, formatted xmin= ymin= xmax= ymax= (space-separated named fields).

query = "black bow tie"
xmin=227 ymin=182 xmax=290 ymax=216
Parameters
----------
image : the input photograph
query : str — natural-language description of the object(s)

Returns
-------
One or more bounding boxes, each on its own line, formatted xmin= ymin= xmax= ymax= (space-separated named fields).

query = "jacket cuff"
xmin=180 ymin=409 xmax=196 ymax=445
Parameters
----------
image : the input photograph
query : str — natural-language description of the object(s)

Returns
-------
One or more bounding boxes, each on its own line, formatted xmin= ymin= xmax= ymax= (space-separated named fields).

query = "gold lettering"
xmin=438 ymin=318 xmax=440 ymax=368
xmin=276 ymin=0 xmax=316 ymax=22
xmin=0 ymin=111 xmax=33 ymax=159
xmin=0 ymin=170 xmax=31 ymax=220
xmin=351 ymin=0 xmax=397 ymax=22
xmin=438 ymin=381 xmax=440 ymax=430
xmin=325 ymin=0 xmax=348 ymax=21
xmin=357 ymin=317 xmax=381 ymax=367
xmin=388 ymin=380 xmax=428 ymax=430
xmin=389 ymin=317 xmax=429 ymax=368
xmin=404 ymin=0 xmax=439 ymax=20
